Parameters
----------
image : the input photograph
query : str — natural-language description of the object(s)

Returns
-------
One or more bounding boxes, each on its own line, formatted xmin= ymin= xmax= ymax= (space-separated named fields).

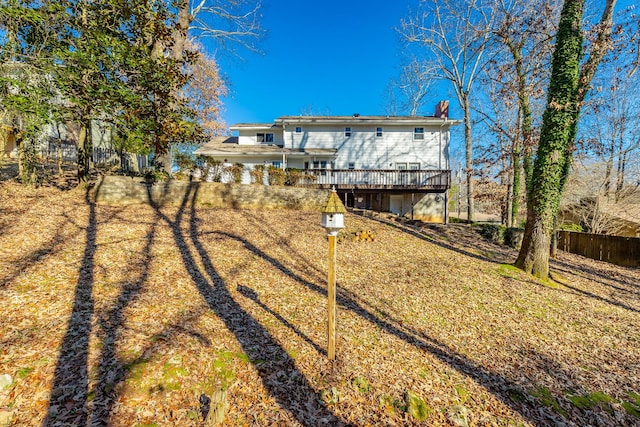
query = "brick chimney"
xmin=435 ymin=100 xmax=449 ymax=118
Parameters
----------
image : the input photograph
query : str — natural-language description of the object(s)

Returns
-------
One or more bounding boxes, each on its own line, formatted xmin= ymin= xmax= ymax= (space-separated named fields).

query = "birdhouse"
xmin=321 ymin=188 xmax=346 ymax=235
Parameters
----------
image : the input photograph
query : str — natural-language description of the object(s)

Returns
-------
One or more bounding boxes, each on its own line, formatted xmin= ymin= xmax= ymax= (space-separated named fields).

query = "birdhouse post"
xmin=321 ymin=187 xmax=346 ymax=361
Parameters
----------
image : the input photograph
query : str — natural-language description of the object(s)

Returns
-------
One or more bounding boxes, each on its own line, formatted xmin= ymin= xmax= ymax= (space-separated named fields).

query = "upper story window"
xmin=345 ymin=127 xmax=351 ymax=137
xmin=409 ymin=163 xmax=420 ymax=170
xmin=376 ymin=127 xmax=383 ymax=138
xmin=348 ymin=162 xmax=355 ymax=170
xmin=257 ymin=133 xmax=274 ymax=143
xmin=295 ymin=126 xmax=302 ymax=133
xmin=413 ymin=127 xmax=424 ymax=140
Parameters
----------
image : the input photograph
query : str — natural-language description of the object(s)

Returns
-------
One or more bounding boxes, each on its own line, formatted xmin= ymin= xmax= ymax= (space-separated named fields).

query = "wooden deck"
xmin=302 ymin=169 xmax=451 ymax=191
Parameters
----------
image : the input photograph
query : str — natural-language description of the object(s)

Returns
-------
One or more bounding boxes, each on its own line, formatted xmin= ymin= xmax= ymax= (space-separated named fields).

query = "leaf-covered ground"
xmin=0 ymin=179 xmax=639 ymax=426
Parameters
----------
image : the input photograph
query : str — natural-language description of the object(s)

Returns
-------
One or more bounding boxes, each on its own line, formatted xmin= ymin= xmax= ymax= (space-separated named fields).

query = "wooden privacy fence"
xmin=557 ymin=231 xmax=640 ymax=267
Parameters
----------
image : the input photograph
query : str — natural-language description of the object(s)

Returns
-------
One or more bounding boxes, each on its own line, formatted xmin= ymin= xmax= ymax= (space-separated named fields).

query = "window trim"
xmin=295 ymin=126 xmax=302 ymax=133
xmin=344 ymin=127 xmax=352 ymax=137
xmin=257 ymin=132 xmax=274 ymax=143
xmin=413 ymin=127 xmax=424 ymax=141
xmin=348 ymin=162 xmax=355 ymax=170
xmin=376 ymin=127 xmax=383 ymax=138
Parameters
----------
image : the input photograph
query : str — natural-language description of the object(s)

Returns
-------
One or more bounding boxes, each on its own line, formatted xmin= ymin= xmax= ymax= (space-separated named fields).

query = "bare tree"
xmin=387 ymin=58 xmax=437 ymax=116
xmin=401 ymin=0 xmax=497 ymax=222
xmin=171 ymin=0 xmax=263 ymax=62
xmin=561 ymin=160 xmax=631 ymax=235
xmin=488 ymin=0 xmax=559 ymax=226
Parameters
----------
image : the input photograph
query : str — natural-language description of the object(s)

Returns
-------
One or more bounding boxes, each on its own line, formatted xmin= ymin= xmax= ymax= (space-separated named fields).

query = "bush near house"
xmin=250 ymin=164 xmax=265 ymax=184
xmin=225 ymin=163 xmax=244 ymax=183
xmin=267 ymin=165 xmax=285 ymax=186
xmin=285 ymin=168 xmax=303 ymax=186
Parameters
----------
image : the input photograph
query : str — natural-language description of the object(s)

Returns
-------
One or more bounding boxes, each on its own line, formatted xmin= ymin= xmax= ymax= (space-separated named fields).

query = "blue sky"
xmin=214 ymin=0 xmax=420 ymax=126
xmin=212 ymin=0 xmax=636 ymax=131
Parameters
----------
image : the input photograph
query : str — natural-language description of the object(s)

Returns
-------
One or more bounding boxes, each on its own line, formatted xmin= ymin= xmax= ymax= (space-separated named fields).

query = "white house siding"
xmin=236 ymin=127 xmax=285 ymax=146
xmin=281 ymin=124 xmax=448 ymax=170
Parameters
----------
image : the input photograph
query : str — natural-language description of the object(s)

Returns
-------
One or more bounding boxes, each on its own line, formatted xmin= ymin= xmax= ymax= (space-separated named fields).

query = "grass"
xmin=531 ymin=387 xmax=568 ymax=417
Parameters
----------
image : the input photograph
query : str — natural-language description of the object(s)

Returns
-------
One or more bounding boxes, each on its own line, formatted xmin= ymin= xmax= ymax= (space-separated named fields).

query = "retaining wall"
xmin=91 ymin=175 xmax=328 ymax=210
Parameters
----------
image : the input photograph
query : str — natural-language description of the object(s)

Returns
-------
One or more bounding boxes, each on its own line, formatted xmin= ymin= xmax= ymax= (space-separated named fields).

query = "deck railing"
xmin=303 ymin=169 xmax=450 ymax=190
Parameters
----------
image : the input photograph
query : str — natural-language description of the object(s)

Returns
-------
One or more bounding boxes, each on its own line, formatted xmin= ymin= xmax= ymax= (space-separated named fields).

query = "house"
xmin=194 ymin=101 xmax=460 ymax=223
xmin=560 ymin=196 xmax=640 ymax=237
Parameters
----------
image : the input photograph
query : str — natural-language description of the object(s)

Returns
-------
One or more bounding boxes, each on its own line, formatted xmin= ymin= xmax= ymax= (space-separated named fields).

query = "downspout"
xmin=281 ymin=122 xmax=286 ymax=170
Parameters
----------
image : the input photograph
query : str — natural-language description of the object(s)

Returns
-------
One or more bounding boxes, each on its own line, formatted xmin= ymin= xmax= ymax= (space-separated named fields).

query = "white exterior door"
xmin=390 ymin=195 xmax=403 ymax=215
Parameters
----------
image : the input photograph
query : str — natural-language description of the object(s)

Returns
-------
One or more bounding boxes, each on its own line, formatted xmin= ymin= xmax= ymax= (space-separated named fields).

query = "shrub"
xmin=250 ymin=164 xmax=265 ymax=184
xmin=285 ymin=168 xmax=303 ymax=186
xmin=204 ymin=160 xmax=224 ymax=182
xmin=303 ymin=172 xmax=318 ymax=185
xmin=225 ymin=163 xmax=244 ymax=183
xmin=560 ymin=223 xmax=584 ymax=232
xmin=143 ymin=167 xmax=170 ymax=183
xmin=504 ymin=227 xmax=524 ymax=248
xmin=267 ymin=165 xmax=286 ymax=186
xmin=478 ymin=224 xmax=506 ymax=244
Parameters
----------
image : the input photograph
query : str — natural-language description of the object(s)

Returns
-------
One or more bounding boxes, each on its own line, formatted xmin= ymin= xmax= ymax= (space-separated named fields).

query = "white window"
xmin=272 ymin=161 xmax=281 ymax=168
xmin=348 ymin=162 xmax=355 ymax=170
xmin=313 ymin=161 xmax=320 ymax=169
xmin=376 ymin=127 xmax=383 ymax=138
xmin=409 ymin=163 xmax=420 ymax=170
xmin=345 ymin=127 xmax=351 ymax=137
xmin=295 ymin=126 xmax=302 ymax=133
xmin=257 ymin=133 xmax=274 ymax=143
xmin=413 ymin=128 xmax=424 ymax=140
xmin=397 ymin=163 xmax=407 ymax=170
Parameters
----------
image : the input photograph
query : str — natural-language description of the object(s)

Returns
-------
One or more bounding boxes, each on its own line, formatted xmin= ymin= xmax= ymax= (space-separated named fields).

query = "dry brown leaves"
xmin=0 ymin=180 xmax=639 ymax=426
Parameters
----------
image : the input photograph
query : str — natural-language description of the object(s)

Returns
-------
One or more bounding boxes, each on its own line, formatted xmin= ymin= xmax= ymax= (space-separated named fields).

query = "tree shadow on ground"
xmin=213 ymin=228 xmax=564 ymax=425
xmin=368 ymin=211 xmax=640 ymax=314
xmin=148 ymin=184 xmax=346 ymax=426
xmin=43 ymin=193 xmax=98 ymax=426
xmin=42 ymin=192 xmax=150 ymax=426
xmin=87 ymin=222 xmax=156 ymax=426
xmin=361 ymin=212 xmax=508 ymax=264
xmin=551 ymin=257 xmax=640 ymax=295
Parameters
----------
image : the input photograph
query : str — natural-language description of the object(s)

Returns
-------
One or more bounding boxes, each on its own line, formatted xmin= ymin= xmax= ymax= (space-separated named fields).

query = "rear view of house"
xmin=195 ymin=101 xmax=459 ymax=223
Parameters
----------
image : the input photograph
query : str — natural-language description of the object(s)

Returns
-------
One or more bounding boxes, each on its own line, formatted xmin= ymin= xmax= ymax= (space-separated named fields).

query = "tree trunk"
xmin=603 ymin=146 xmax=614 ymax=197
xmin=511 ymin=144 xmax=521 ymax=227
xmin=615 ymin=149 xmax=628 ymax=201
xmin=172 ymin=0 xmax=191 ymax=62
xmin=77 ymin=118 xmax=91 ymax=184
xmin=56 ymin=122 xmax=64 ymax=176
xmin=463 ymin=94 xmax=474 ymax=222
xmin=515 ymin=0 xmax=585 ymax=280
xmin=517 ymin=205 xmax=551 ymax=278
xmin=505 ymin=173 xmax=513 ymax=227
xmin=550 ymin=215 xmax=558 ymax=258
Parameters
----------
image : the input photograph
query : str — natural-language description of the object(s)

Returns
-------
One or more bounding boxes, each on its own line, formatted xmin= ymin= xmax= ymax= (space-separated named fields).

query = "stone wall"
xmin=91 ymin=175 xmax=328 ymax=210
